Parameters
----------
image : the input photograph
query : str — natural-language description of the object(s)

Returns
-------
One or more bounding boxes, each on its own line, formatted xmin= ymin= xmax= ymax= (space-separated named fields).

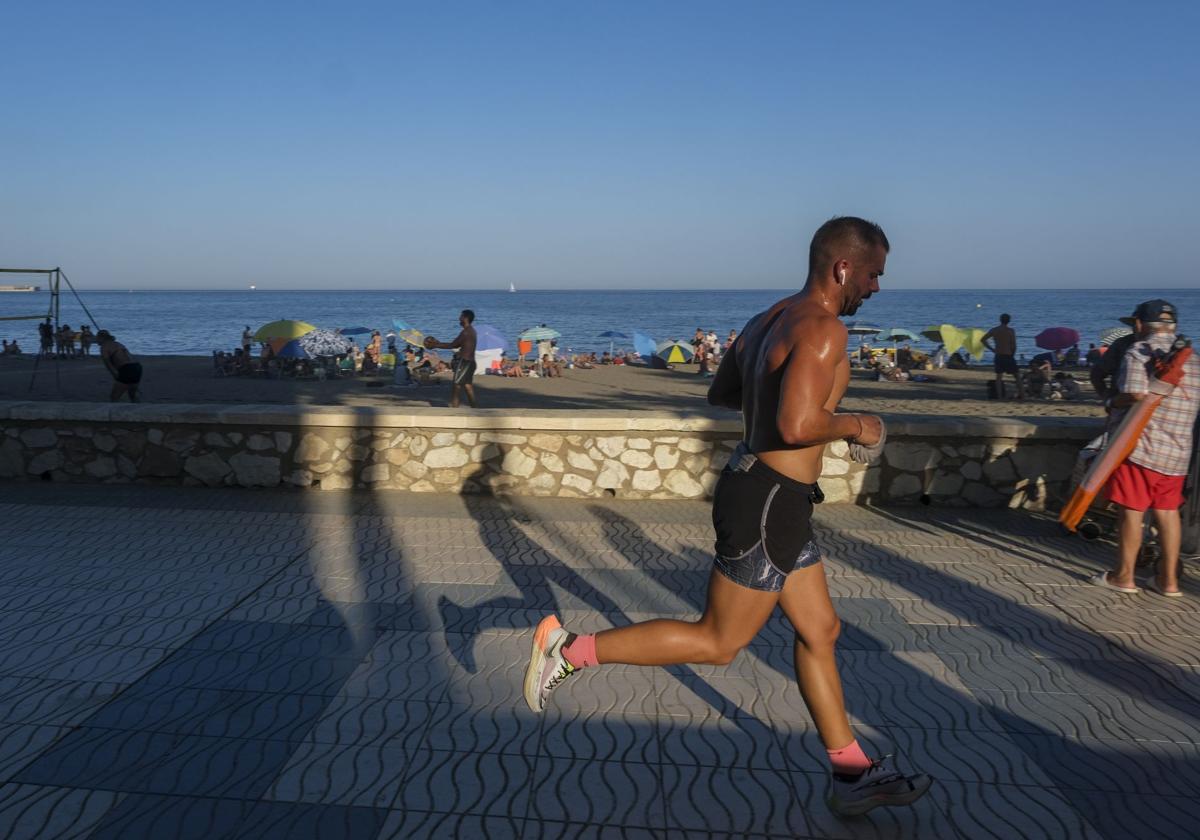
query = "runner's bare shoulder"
xmin=784 ymin=302 xmax=847 ymax=363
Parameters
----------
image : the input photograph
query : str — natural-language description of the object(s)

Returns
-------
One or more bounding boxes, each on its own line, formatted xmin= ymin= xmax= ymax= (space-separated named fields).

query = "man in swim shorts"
xmin=425 ymin=309 xmax=478 ymax=408
xmin=522 ymin=217 xmax=931 ymax=816
xmin=982 ymin=313 xmax=1023 ymax=399
xmin=96 ymin=330 xmax=142 ymax=402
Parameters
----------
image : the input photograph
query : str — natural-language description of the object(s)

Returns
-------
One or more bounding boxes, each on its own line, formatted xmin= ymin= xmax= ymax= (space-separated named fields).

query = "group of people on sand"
xmin=36 ymin=319 xmax=94 ymax=358
xmin=983 ymin=314 xmax=1088 ymax=401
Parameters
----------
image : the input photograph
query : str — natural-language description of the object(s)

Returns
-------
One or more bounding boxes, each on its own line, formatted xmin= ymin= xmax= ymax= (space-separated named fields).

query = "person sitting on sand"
xmin=946 ymin=351 xmax=968 ymax=369
xmin=600 ymin=351 xmax=612 ymax=365
xmin=1027 ymin=354 xmax=1053 ymax=397
xmin=896 ymin=344 xmax=913 ymax=370
xmin=96 ymin=330 xmax=142 ymax=402
xmin=1049 ymin=371 xmax=1081 ymax=400
xmin=573 ymin=354 xmax=594 ymax=370
xmin=363 ymin=330 xmax=382 ymax=373
xmin=541 ymin=354 xmax=562 ymax=377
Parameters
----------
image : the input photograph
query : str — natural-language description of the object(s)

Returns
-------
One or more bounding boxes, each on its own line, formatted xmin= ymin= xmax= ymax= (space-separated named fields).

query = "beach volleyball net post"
xmin=0 ymin=267 xmax=101 ymax=393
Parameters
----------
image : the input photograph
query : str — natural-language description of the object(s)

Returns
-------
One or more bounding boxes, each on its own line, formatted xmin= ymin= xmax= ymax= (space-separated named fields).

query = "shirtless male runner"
xmin=425 ymin=309 xmax=478 ymax=408
xmin=523 ymin=217 xmax=931 ymax=816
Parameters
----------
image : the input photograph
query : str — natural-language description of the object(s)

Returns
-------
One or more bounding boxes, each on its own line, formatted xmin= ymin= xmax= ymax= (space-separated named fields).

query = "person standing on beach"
xmin=96 ymin=330 xmax=142 ymax=402
xmin=242 ymin=326 xmax=253 ymax=355
xmin=982 ymin=313 xmax=1023 ymax=399
xmin=425 ymin=309 xmax=478 ymax=408
xmin=522 ymin=216 xmax=931 ymax=816
xmin=38 ymin=319 xmax=53 ymax=357
xmin=79 ymin=325 xmax=93 ymax=357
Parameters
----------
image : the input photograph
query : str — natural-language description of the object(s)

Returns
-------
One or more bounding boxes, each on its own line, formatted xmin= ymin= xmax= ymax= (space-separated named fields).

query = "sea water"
xmin=2 ymin=288 xmax=1196 ymax=359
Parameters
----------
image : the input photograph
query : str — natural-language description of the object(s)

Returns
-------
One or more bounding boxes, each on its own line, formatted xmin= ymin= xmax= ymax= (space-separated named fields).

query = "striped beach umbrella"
xmin=656 ymin=341 xmax=694 ymax=364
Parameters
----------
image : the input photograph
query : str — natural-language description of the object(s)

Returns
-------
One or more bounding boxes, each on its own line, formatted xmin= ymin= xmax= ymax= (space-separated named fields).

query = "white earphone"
xmin=838 ymin=269 xmax=846 ymax=286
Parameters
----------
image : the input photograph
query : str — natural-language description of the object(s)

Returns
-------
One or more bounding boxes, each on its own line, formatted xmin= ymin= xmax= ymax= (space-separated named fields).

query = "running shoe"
xmin=827 ymin=754 xmax=932 ymax=816
xmin=523 ymin=615 xmax=576 ymax=713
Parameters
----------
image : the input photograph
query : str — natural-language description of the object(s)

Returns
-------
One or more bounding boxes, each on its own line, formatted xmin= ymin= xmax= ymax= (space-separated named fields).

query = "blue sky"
xmin=2 ymin=1 xmax=1197 ymax=290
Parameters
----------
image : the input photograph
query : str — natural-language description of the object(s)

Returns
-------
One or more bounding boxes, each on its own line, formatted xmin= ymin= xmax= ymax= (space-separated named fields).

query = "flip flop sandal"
xmin=1090 ymin=572 xmax=1140 ymax=594
xmin=1146 ymin=580 xmax=1184 ymax=598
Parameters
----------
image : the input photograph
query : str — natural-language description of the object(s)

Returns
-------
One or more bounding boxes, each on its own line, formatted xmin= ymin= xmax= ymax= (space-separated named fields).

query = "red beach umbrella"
xmin=1035 ymin=327 xmax=1081 ymax=351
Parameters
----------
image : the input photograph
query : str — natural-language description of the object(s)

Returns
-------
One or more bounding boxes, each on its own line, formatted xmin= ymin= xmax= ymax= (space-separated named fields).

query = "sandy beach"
xmin=0 ymin=354 xmax=1105 ymax=421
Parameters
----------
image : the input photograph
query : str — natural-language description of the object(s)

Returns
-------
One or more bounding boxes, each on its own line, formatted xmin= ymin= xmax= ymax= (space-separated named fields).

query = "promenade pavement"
xmin=0 ymin=484 xmax=1196 ymax=839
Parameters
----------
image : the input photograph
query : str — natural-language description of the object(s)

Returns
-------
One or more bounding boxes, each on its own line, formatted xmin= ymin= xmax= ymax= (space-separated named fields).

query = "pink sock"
xmin=826 ymin=740 xmax=872 ymax=775
xmin=561 ymin=634 xmax=599 ymax=669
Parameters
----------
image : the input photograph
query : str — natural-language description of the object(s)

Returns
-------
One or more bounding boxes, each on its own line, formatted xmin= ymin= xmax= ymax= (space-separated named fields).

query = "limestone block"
xmin=529 ymin=434 xmax=563 ymax=453
xmin=928 ymin=472 xmax=965 ymax=496
xmin=354 ymin=429 xmax=370 ymax=440
xmin=483 ymin=473 xmax=518 ymax=489
xmin=401 ymin=461 xmax=429 ymax=479
xmin=147 ymin=429 xmax=163 ymax=445
xmin=390 ymin=432 xmax=408 ymax=447
xmin=847 ymin=468 xmax=881 ymax=495
xmin=889 ymin=473 xmax=923 ymax=498
xmin=597 ymin=436 xmax=626 ymax=458
xmin=683 ymin=454 xmax=708 ymax=474
xmin=708 ymin=449 xmax=729 ymax=470
xmin=632 ymin=469 xmax=661 ymax=491
xmin=1013 ymin=446 xmax=1076 ymax=482
xmin=371 ymin=435 xmax=391 ymax=451
xmin=93 ymin=433 xmax=117 ymax=453
xmin=228 ymin=453 xmax=281 ymax=486
xmin=287 ymin=469 xmax=313 ymax=487
xmin=310 ymin=462 xmax=332 ymax=474
xmin=619 ymin=450 xmax=654 ymax=469
xmin=962 ymin=482 xmax=1003 ymax=507
xmin=0 ymin=439 xmax=24 ymax=478
xmin=116 ymin=455 xmax=137 ymax=479
xmin=587 ymin=446 xmax=603 ymax=461
xmin=163 ymin=430 xmax=200 ymax=454
xmin=959 ymin=443 xmax=987 ymax=459
xmin=663 ymin=471 xmax=704 ymax=497
xmin=479 ymin=432 xmax=526 ymax=445
xmin=460 ymin=432 xmax=477 ymax=446
xmin=820 ymin=478 xmax=851 ymax=503
xmin=183 ymin=452 xmax=231 ymax=487
xmin=540 ymin=453 xmax=564 ymax=473
xmin=960 ymin=461 xmax=983 ymax=481
xmin=699 ymin=471 xmax=719 ymax=495
xmin=567 ymin=451 xmax=597 ymax=472
xmin=227 ymin=433 xmax=243 ymax=444
xmin=333 ymin=460 xmax=353 ymax=474
xmin=296 ymin=434 xmax=329 ymax=462
xmin=566 ymin=435 xmax=584 ymax=446
xmin=983 ymin=457 xmax=1017 ymax=484
xmin=409 ymin=480 xmax=437 ymax=493
xmin=432 ymin=469 xmax=460 ymax=485
xmin=320 ymin=474 xmax=353 ymax=490
xmin=334 ymin=435 xmax=351 ymax=451
xmin=653 ymin=446 xmax=679 ymax=470
xmin=425 ymin=446 xmax=469 ymax=469
xmin=940 ymin=446 xmax=959 ymax=458
xmin=274 ymin=432 xmax=293 ymax=452
xmin=470 ymin=443 xmax=501 ymax=464
xmin=204 ymin=432 xmax=229 ymax=448
xmin=827 ymin=440 xmax=849 ymax=459
xmin=83 ymin=457 xmax=118 ymax=479
xmin=357 ymin=463 xmax=386 ymax=483
xmin=409 ymin=436 xmax=429 ymax=456
xmin=822 ymin=456 xmax=849 ymax=476
xmin=246 ymin=434 xmax=274 ymax=451
xmin=20 ymin=428 xmax=57 ymax=448
xmin=344 ymin=444 xmax=369 ymax=461
xmin=627 ymin=438 xmax=652 ymax=451
xmin=529 ymin=472 xmax=557 ymax=491
xmin=502 ymin=448 xmax=538 ymax=478
xmin=385 ymin=448 xmax=411 ymax=466
xmin=138 ymin=446 xmax=182 ymax=478
xmin=597 ymin=460 xmax=629 ymax=490
xmin=117 ymin=434 xmax=145 ymax=459
xmin=885 ymin=442 xmax=935 ymax=472
xmin=678 ymin=438 xmax=707 ymax=454
xmin=562 ymin=473 xmax=594 ymax=494
xmin=658 ymin=436 xmax=680 ymax=444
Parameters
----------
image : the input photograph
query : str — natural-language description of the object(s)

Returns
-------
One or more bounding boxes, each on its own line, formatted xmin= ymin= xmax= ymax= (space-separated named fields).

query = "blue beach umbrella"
xmin=632 ymin=332 xmax=657 ymax=360
xmin=474 ymin=324 xmax=507 ymax=352
xmin=340 ymin=326 xmax=372 ymax=336
xmin=274 ymin=339 xmax=312 ymax=359
xmin=598 ymin=330 xmax=629 ymax=355
xmin=392 ymin=318 xmax=413 ymax=332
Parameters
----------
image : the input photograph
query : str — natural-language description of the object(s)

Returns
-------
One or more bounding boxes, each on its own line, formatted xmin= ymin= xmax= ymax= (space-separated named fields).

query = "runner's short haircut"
xmin=1000 ymin=313 xmax=1011 ymax=324
xmin=461 ymin=310 xmax=475 ymax=323
xmin=808 ymin=216 xmax=890 ymax=276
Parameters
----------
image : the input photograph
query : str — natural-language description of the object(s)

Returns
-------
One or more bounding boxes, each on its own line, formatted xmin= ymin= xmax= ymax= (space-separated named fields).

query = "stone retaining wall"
xmin=0 ymin=403 xmax=1101 ymax=508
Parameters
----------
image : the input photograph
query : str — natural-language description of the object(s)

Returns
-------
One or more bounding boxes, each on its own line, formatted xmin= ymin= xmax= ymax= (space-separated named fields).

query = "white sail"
xmin=509 ymin=282 xmax=516 ymax=293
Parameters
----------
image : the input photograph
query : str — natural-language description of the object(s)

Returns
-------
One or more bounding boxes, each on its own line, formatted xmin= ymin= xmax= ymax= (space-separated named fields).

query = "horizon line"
xmin=72 ymin=286 xmax=1198 ymax=293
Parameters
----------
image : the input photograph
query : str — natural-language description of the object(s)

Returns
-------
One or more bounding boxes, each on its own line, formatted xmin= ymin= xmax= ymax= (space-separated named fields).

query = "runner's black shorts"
xmin=452 ymin=359 xmax=476 ymax=386
xmin=116 ymin=363 xmax=142 ymax=385
xmin=711 ymin=442 xmax=823 ymax=592
xmin=993 ymin=354 xmax=1019 ymax=374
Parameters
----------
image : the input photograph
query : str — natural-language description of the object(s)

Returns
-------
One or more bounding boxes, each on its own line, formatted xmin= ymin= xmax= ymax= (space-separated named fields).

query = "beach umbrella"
xmin=340 ymin=326 xmax=373 ymax=336
xmin=599 ymin=330 xmax=629 ymax=355
xmin=520 ymin=326 xmax=561 ymax=342
xmin=656 ymin=341 xmax=694 ymax=365
xmin=876 ymin=327 xmax=920 ymax=359
xmin=1036 ymin=327 xmax=1081 ymax=351
xmin=474 ymin=324 xmax=506 ymax=352
xmin=921 ymin=325 xmax=952 ymax=343
xmin=632 ymin=332 xmax=657 ymax=360
xmin=844 ymin=321 xmax=883 ymax=336
xmin=392 ymin=318 xmax=413 ymax=332
xmin=396 ymin=328 xmax=427 ymax=348
xmin=1100 ymin=326 xmax=1132 ymax=346
xmin=298 ymin=329 xmax=352 ymax=357
xmin=253 ymin=319 xmax=316 ymax=342
xmin=274 ymin=339 xmax=311 ymax=360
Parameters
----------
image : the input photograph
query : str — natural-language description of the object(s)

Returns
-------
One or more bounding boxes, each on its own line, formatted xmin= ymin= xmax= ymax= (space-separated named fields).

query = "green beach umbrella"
xmin=253 ymin=319 xmax=316 ymax=341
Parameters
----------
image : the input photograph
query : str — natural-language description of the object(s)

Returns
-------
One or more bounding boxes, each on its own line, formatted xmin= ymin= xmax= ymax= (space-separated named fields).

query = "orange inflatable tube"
xmin=1060 ymin=340 xmax=1193 ymax=531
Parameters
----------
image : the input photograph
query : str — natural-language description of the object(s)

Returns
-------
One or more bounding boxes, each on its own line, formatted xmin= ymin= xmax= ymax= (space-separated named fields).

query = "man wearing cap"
xmin=96 ymin=330 xmax=143 ymax=402
xmin=1093 ymin=300 xmax=1200 ymax=596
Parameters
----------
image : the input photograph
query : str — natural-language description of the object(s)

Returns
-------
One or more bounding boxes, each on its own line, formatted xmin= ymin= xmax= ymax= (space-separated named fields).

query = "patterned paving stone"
xmin=0 ymin=483 xmax=1198 ymax=837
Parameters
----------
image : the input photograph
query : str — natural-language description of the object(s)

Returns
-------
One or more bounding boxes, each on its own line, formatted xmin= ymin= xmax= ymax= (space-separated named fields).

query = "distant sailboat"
xmin=509 ymin=282 xmax=516 ymax=293
xmin=250 ymin=284 xmax=257 ymax=290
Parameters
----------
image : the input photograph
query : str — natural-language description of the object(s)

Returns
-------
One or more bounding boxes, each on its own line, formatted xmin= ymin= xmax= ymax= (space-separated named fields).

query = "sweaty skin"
xmin=708 ymin=246 xmax=887 ymax=482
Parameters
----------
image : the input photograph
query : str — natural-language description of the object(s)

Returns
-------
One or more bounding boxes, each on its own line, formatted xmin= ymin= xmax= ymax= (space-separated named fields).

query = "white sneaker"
xmin=523 ymin=615 xmax=576 ymax=713
xmin=828 ymin=755 xmax=932 ymax=816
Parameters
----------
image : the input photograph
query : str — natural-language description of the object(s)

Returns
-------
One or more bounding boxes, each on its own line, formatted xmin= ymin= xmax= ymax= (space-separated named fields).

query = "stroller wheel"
xmin=1077 ymin=520 xmax=1103 ymax=541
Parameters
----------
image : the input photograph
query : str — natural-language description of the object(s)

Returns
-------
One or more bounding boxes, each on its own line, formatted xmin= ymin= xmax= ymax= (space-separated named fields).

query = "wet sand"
xmin=0 ymin=354 xmax=1104 ymax=421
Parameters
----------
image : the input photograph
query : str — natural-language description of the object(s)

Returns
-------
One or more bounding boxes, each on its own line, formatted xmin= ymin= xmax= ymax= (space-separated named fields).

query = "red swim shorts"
xmin=1106 ymin=461 xmax=1186 ymax=512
